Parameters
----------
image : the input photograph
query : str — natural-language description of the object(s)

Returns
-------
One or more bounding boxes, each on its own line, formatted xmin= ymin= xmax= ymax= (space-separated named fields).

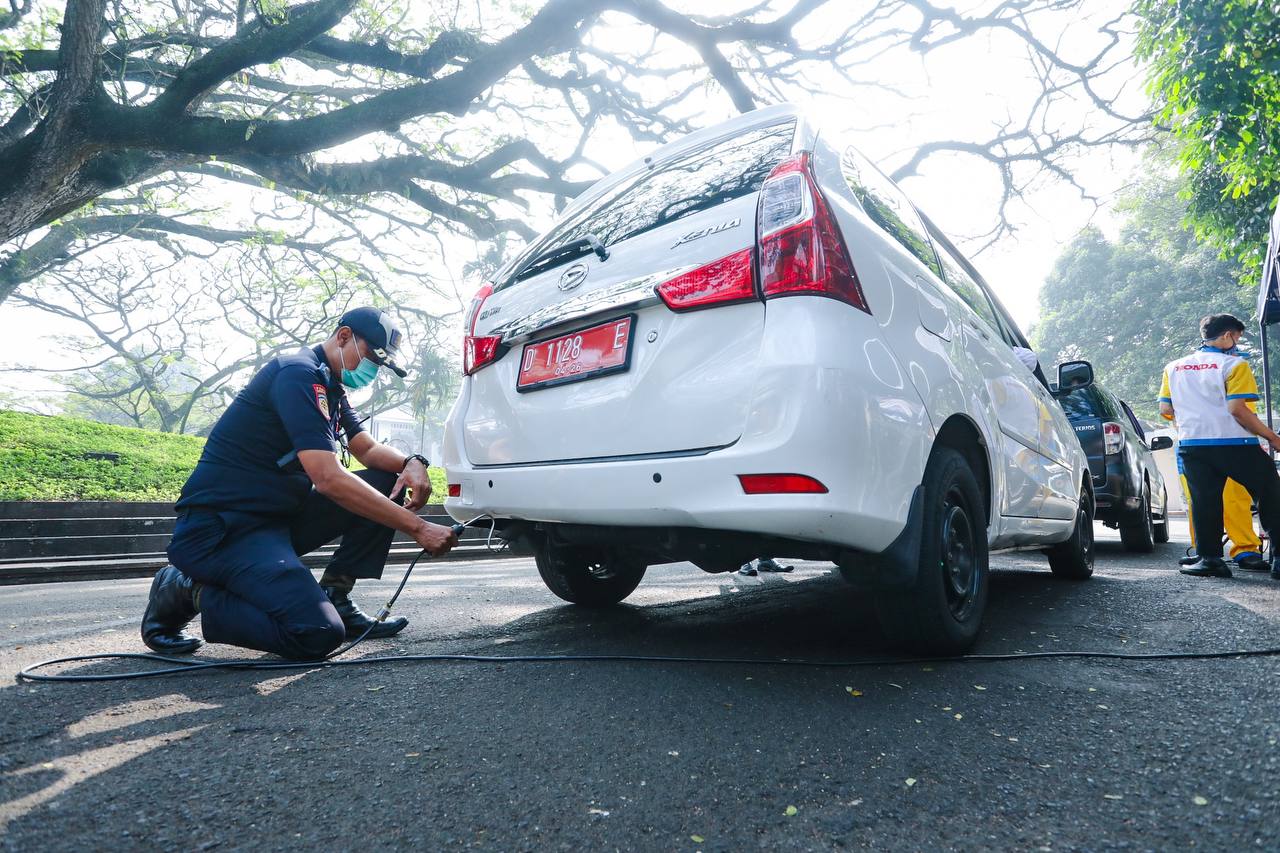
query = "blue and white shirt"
xmin=1159 ymin=346 xmax=1261 ymax=447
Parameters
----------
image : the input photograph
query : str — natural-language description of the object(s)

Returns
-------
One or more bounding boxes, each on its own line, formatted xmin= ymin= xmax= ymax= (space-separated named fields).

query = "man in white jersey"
xmin=1159 ymin=314 xmax=1280 ymax=579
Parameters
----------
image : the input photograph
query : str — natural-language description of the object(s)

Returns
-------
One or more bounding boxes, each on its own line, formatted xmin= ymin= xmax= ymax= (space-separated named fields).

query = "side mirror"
xmin=1057 ymin=360 xmax=1094 ymax=391
xmin=1150 ymin=436 xmax=1174 ymax=452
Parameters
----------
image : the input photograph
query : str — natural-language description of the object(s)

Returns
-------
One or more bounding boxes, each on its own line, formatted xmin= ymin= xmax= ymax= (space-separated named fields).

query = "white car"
xmin=443 ymin=104 xmax=1093 ymax=653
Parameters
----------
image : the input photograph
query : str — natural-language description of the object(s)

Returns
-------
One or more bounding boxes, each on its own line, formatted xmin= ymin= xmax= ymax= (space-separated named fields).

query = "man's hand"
xmin=1225 ymin=398 xmax=1280 ymax=451
xmin=413 ymin=520 xmax=458 ymax=557
xmin=392 ymin=458 xmax=432 ymax=512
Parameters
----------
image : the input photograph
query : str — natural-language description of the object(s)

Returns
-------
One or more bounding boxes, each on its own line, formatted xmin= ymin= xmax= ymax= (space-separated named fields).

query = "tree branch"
xmin=152 ymin=0 xmax=357 ymax=114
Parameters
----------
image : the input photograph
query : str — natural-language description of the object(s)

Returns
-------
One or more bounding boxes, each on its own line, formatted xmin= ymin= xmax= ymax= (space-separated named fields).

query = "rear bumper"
xmin=444 ymin=439 xmax=906 ymax=553
xmin=442 ymin=330 xmax=932 ymax=553
xmin=1092 ymin=459 xmax=1142 ymax=521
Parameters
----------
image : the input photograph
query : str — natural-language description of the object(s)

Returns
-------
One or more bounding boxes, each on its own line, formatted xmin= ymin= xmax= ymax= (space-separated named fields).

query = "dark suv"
xmin=1053 ymin=362 xmax=1172 ymax=552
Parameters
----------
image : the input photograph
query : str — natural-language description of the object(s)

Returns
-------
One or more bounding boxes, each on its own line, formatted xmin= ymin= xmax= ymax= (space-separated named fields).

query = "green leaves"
xmin=1136 ymin=0 xmax=1280 ymax=276
xmin=1033 ymin=171 xmax=1251 ymax=421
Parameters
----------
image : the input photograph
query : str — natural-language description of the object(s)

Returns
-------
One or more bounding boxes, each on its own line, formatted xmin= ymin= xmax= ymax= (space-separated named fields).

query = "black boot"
xmin=1179 ymin=557 xmax=1233 ymax=578
xmin=322 ymin=586 xmax=408 ymax=640
xmin=141 ymin=565 xmax=202 ymax=654
xmin=1235 ymin=553 xmax=1270 ymax=572
xmin=1179 ymin=553 xmax=1200 ymax=566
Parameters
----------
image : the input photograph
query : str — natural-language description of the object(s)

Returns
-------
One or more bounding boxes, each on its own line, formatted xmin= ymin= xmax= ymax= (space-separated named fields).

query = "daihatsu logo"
xmin=558 ymin=263 xmax=589 ymax=291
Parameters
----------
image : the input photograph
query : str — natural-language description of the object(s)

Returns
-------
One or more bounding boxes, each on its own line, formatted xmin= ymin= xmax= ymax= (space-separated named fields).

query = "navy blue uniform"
xmin=167 ymin=345 xmax=402 ymax=659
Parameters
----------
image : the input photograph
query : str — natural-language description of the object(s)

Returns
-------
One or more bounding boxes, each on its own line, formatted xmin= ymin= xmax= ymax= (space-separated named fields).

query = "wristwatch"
xmin=401 ymin=453 xmax=431 ymax=471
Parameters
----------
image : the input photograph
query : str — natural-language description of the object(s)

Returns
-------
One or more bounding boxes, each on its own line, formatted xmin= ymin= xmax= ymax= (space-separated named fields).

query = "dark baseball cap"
xmin=337 ymin=307 xmax=408 ymax=378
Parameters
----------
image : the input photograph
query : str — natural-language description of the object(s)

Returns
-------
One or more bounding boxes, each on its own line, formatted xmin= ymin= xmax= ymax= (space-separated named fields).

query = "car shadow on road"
xmin=457 ymin=558 xmax=1150 ymax=666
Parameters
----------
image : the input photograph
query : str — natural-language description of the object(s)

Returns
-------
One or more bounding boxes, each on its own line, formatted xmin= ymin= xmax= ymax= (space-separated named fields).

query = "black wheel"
xmin=874 ymin=448 xmax=989 ymax=654
xmin=534 ymin=539 xmax=646 ymax=607
xmin=1048 ymin=490 xmax=1095 ymax=578
xmin=1119 ymin=486 xmax=1156 ymax=553
xmin=1152 ymin=487 xmax=1170 ymax=544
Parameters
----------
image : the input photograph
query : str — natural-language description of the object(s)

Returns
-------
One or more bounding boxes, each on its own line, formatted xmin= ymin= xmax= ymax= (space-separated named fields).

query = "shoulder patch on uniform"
xmin=312 ymin=383 xmax=329 ymax=419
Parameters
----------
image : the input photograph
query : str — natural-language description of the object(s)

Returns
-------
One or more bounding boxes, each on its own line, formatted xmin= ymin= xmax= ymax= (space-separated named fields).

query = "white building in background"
xmin=367 ymin=406 xmax=440 ymax=462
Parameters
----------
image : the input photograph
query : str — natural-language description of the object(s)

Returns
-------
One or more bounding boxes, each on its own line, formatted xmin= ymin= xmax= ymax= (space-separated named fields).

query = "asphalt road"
xmin=2 ymin=519 xmax=1279 ymax=851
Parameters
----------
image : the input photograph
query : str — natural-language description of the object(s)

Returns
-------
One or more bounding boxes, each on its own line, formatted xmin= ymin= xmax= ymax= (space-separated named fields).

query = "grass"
xmin=0 ymin=410 xmax=448 ymax=503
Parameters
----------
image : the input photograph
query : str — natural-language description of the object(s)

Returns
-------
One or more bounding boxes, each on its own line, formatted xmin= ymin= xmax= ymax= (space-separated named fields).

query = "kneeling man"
xmin=141 ymin=307 xmax=457 ymax=659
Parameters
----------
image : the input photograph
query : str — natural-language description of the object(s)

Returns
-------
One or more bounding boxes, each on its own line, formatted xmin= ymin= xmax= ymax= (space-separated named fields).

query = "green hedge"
xmin=0 ymin=410 xmax=447 ymax=502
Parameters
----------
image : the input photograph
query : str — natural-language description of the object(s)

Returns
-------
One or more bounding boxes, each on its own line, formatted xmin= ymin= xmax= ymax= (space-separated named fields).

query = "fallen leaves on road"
xmin=690 ymin=835 xmax=704 ymax=843
xmin=974 ymin=685 xmax=987 ymax=691
xmin=905 ymin=778 xmax=917 ymax=788
xmin=1103 ymin=794 xmax=1123 ymax=801
xmin=845 ymin=686 xmax=863 ymax=697
xmin=588 ymin=808 xmax=610 ymax=817
xmin=784 ymin=805 xmax=798 ymax=816
xmin=1193 ymin=796 xmax=1209 ymax=806
xmin=367 ymin=686 xmax=385 ymax=692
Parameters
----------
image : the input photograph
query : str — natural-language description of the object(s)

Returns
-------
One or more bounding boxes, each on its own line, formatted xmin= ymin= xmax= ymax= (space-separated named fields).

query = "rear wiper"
xmin=513 ymin=234 xmax=610 ymax=282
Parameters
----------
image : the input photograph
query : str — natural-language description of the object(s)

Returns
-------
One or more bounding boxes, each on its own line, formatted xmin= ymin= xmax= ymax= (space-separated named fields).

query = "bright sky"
xmin=0 ymin=0 xmax=1150 ymax=405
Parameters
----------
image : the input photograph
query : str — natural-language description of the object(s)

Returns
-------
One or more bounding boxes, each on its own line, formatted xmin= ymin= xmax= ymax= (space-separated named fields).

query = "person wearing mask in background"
xmin=1158 ymin=314 xmax=1280 ymax=579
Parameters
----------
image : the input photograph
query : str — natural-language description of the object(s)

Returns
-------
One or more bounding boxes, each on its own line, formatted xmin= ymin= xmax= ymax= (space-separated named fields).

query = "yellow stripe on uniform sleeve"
xmin=1225 ymin=360 xmax=1260 ymax=400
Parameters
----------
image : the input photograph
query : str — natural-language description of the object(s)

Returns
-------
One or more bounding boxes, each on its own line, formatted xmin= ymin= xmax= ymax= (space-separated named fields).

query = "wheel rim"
xmin=585 ymin=556 xmax=621 ymax=582
xmin=940 ymin=487 xmax=979 ymax=620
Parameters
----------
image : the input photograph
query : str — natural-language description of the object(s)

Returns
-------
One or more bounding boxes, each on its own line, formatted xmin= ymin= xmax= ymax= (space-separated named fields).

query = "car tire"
xmin=534 ymin=539 xmax=646 ymax=607
xmin=1152 ymin=488 xmax=1170 ymax=544
xmin=873 ymin=447 xmax=989 ymax=655
xmin=1119 ymin=487 xmax=1156 ymax=553
xmin=1048 ymin=490 xmax=1095 ymax=579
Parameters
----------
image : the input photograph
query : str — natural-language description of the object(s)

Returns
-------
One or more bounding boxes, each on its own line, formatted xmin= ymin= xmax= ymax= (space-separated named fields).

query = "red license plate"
xmin=517 ymin=316 xmax=635 ymax=392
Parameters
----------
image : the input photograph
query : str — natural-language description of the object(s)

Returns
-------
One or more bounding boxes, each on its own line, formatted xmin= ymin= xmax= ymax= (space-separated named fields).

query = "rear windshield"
xmin=499 ymin=120 xmax=796 ymax=289
xmin=1056 ymin=387 xmax=1102 ymax=420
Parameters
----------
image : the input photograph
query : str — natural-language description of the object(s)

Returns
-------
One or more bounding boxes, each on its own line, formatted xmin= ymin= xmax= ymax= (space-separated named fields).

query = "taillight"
xmin=463 ymin=283 xmax=503 ymax=376
xmin=757 ymin=152 xmax=869 ymax=313
xmin=738 ymin=473 xmax=829 ymax=495
xmin=447 ymin=483 xmax=462 ymax=498
xmin=1103 ymin=422 xmax=1123 ymax=455
xmin=656 ymin=248 xmax=756 ymax=312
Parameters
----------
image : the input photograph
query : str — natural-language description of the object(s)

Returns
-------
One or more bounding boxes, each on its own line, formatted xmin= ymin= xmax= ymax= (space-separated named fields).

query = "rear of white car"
xmin=442 ymin=105 xmax=1092 ymax=652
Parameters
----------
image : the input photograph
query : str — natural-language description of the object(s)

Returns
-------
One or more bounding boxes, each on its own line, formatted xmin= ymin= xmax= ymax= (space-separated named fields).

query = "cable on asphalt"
xmin=17 ymin=645 xmax=1280 ymax=683
xmin=16 ymin=519 xmax=1280 ymax=683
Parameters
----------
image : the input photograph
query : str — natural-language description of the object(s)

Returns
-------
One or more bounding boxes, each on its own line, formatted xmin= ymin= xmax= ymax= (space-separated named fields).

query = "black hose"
xmin=16 ymin=514 xmax=1280 ymax=683
xmin=17 ymin=644 xmax=1280 ymax=683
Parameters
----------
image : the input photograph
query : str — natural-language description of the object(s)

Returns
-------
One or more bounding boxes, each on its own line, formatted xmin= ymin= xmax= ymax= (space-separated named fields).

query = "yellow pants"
xmin=1179 ymin=474 xmax=1262 ymax=559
